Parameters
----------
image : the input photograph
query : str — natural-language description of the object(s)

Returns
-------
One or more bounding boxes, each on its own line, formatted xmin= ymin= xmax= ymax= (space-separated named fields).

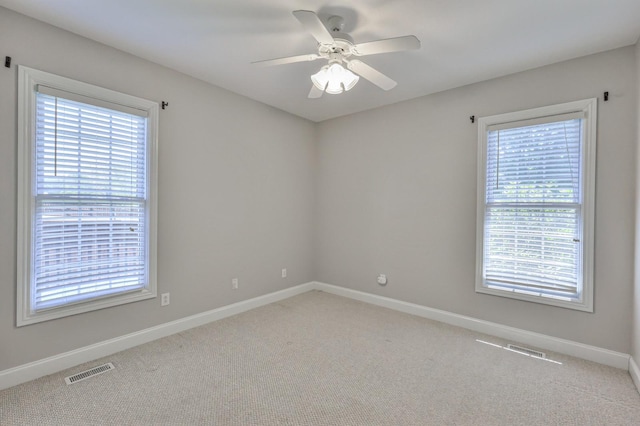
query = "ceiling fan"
xmin=252 ymin=10 xmax=420 ymax=98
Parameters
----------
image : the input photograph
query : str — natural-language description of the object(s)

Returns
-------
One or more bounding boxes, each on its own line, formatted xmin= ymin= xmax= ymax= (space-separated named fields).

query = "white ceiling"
xmin=2 ymin=0 xmax=640 ymax=122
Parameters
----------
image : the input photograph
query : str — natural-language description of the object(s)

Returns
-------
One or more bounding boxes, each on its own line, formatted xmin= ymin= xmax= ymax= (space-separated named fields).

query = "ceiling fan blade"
xmin=353 ymin=35 xmax=420 ymax=56
xmin=292 ymin=10 xmax=334 ymax=45
xmin=308 ymin=85 xmax=324 ymax=98
xmin=347 ymin=60 xmax=397 ymax=91
xmin=252 ymin=53 xmax=321 ymax=67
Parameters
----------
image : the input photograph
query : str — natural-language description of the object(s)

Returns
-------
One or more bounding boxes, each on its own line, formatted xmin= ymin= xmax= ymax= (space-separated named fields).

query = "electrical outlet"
xmin=281 ymin=268 xmax=287 ymax=278
xmin=232 ymin=278 xmax=238 ymax=289
xmin=161 ymin=293 xmax=170 ymax=306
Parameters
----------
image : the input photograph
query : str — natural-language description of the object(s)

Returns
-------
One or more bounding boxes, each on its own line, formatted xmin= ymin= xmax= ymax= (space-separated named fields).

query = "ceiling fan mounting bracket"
xmin=327 ymin=15 xmax=345 ymax=32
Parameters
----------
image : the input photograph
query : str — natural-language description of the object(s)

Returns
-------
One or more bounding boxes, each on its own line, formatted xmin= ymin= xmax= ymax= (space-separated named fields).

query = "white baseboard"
xmin=313 ymin=282 xmax=630 ymax=370
xmin=0 ymin=282 xmax=315 ymax=391
xmin=630 ymin=357 xmax=640 ymax=394
xmin=1 ymin=280 xmax=633 ymax=392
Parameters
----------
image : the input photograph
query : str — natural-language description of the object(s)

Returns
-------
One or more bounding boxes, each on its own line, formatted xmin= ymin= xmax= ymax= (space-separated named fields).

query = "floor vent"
xmin=507 ymin=344 xmax=546 ymax=359
xmin=65 ymin=362 xmax=115 ymax=385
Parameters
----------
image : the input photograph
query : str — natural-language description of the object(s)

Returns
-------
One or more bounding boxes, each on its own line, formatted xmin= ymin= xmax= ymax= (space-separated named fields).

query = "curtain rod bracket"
xmin=5 ymin=56 xmax=11 ymax=68
xmin=161 ymin=101 xmax=169 ymax=110
xmin=603 ymin=91 xmax=609 ymax=102
xmin=470 ymin=115 xmax=475 ymax=124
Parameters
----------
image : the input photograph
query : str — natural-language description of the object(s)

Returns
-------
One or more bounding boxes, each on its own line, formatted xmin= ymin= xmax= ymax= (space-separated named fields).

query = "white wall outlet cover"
xmin=161 ymin=293 xmax=170 ymax=306
xmin=377 ymin=274 xmax=387 ymax=285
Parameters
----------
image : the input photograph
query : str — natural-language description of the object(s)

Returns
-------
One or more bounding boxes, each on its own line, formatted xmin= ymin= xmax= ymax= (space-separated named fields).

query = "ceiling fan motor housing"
xmin=319 ymin=34 xmax=355 ymax=59
xmin=319 ymin=15 xmax=355 ymax=57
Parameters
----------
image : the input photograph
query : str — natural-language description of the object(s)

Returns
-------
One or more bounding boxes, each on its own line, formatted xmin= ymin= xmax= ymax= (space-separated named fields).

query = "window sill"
xmin=475 ymin=284 xmax=593 ymax=312
xmin=17 ymin=288 xmax=156 ymax=327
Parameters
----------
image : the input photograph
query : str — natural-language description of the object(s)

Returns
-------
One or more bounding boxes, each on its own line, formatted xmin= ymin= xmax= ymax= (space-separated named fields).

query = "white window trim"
xmin=475 ymin=98 xmax=597 ymax=312
xmin=17 ymin=66 xmax=159 ymax=326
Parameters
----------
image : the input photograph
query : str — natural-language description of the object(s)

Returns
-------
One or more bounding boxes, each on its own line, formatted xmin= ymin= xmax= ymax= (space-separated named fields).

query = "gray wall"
xmin=0 ymin=8 xmax=316 ymax=371
xmin=1 ymin=6 xmax=638 ymax=373
xmin=315 ymin=46 xmax=637 ymax=354
xmin=634 ymin=39 xmax=640 ymax=363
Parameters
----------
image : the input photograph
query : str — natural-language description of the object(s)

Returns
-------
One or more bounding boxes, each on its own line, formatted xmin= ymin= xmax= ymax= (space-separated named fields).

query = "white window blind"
xmin=484 ymin=118 xmax=582 ymax=298
xmin=476 ymin=98 xmax=596 ymax=311
xmin=33 ymin=91 xmax=148 ymax=311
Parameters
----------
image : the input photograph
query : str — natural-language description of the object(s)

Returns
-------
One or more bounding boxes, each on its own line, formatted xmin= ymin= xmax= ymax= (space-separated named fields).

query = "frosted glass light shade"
xmin=311 ymin=63 xmax=359 ymax=94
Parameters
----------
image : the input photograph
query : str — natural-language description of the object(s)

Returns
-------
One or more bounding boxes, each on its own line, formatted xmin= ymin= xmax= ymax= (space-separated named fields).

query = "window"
xmin=475 ymin=99 xmax=596 ymax=311
xmin=17 ymin=66 xmax=158 ymax=326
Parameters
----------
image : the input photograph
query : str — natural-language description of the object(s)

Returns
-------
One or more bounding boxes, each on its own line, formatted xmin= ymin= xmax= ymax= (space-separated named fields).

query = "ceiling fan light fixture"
xmin=311 ymin=63 xmax=359 ymax=94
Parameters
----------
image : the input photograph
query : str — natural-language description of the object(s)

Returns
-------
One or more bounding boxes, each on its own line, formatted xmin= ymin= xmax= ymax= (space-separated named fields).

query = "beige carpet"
xmin=1 ymin=290 xmax=639 ymax=425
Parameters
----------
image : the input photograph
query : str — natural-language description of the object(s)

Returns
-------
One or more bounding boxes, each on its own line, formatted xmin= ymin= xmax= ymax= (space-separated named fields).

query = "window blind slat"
xmin=485 ymin=119 xmax=582 ymax=206
xmin=483 ymin=117 xmax=583 ymax=297
xmin=36 ymin=84 xmax=149 ymax=117
xmin=486 ymin=111 xmax=585 ymax=131
xmin=32 ymin=92 xmax=148 ymax=311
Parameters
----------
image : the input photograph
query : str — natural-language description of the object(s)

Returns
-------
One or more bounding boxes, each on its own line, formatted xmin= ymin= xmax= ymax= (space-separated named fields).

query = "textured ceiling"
xmin=1 ymin=0 xmax=640 ymax=122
